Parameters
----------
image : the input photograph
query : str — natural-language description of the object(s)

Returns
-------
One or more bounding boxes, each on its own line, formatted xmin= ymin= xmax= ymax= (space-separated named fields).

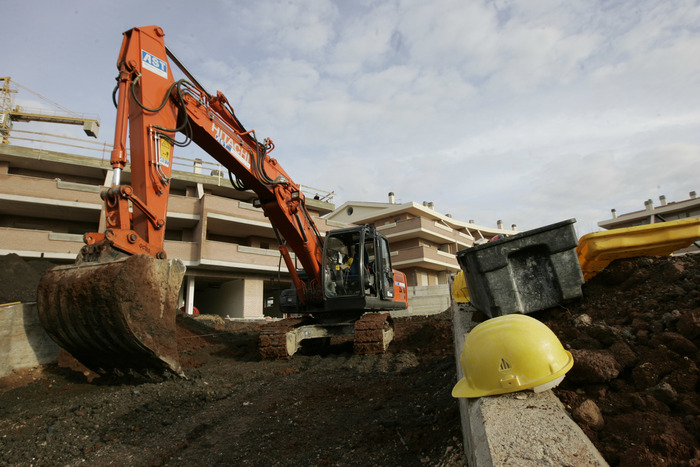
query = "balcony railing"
xmin=379 ymin=216 xmax=473 ymax=248
xmin=391 ymin=245 xmax=459 ymax=271
xmin=3 ymin=129 xmax=334 ymax=202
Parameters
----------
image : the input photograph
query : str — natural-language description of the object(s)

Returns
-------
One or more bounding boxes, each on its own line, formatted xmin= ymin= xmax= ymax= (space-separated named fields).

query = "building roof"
xmin=598 ymin=192 xmax=700 ymax=230
xmin=326 ymin=199 xmax=514 ymax=236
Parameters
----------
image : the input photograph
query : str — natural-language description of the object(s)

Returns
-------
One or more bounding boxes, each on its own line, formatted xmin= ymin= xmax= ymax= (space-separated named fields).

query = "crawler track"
xmin=353 ymin=312 xmax=394 ymax=354
xmin=258 ymin=317 xmax=310 ymax=359
xmin=259 ymin=312 xmax=395 ymax=358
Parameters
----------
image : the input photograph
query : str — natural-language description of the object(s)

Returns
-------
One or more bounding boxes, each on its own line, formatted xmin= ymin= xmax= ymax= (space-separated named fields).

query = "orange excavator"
xmin=37 ymin=25 xmax=408 ymax=377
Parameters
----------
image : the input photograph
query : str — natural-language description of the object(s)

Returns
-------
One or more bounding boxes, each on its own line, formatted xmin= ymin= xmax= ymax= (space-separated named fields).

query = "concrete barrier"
xmin=452 ymin=301 xmax=608 ymax=466
xmin=0 ymin=302 xmax=59 ymax=377
xmin=391 ymin=284 xmax=451 ymax=318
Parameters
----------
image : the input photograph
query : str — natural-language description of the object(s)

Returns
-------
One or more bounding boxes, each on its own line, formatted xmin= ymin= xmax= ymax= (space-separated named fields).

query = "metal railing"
xmin=3 ymin=128 xmax=334 ymax=202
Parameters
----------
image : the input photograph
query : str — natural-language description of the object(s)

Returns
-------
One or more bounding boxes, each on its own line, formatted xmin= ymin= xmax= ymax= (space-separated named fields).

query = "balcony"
xmin=0 ymin=173 xmax=103 ymax=223
xmin=391 ymin=245 xmax=459 ymax=271
xmin=198 ymin=240 xmax=289 ymax=273
xmin=0 ymin=228 xmax=83 ymax=260
xmin=378 ymin=217 xmax=473 ymax=249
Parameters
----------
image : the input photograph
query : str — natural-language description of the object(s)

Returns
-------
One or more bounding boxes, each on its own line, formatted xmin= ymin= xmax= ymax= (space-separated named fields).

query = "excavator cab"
xmin=278 ymin=225 xmax=406 ymax=317
xmin=322 ymin=225 xmax=404 ymax=314
xmin=267 ymin=225 xmax=407 ymax=358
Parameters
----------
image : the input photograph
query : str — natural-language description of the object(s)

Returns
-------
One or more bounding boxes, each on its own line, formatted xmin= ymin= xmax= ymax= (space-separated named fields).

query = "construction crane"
xmin=0 ymin=77 xmax=100 ymax=144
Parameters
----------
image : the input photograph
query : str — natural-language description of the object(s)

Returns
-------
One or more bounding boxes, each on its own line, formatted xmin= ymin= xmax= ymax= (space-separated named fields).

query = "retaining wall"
xmin=0 ymin=302 xmax=60 ymax=377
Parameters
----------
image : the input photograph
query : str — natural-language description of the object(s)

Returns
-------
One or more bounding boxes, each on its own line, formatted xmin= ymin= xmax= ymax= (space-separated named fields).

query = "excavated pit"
xmin=0 ymin=253 xmax=698 ymax=465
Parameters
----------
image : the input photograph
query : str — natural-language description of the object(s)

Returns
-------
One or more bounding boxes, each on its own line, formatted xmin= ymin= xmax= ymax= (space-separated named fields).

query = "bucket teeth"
xmin=37 ymin=254 xmax=186 ymax=378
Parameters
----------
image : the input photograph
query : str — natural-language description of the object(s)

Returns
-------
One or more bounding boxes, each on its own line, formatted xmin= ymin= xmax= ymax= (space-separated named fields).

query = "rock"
xmin=652 ymin=332 xmax=698 ymax=357
xmin=631 ymin=318 xmax=649 ymax=332
xmin=573 ymin=399 xmax=605 ymax=431
xmin=647 ymin=381 xmax=678 ymax=405
xmin=609 ymin=341 xmax=637 ymax=370
xmin=569 ymin=349 xmax=620 ymax=384
xmin=664 ymin=285 xmax=687 ymax=300
xmin=632 ymin=362 xmax=661 ymax=389
xmin=573 ymin=314 xmax=592 ymax=327
xmin=675 ymin=395 xmax=700 ymax=415
xmin=677 ymin=308 xmax=700 ymax=340
xmin=664 ymin=360 xmax=699 ymax=393
xmin=662 ymin=309 xmax=682 ymax=327
xmin=587 ymin=323 xmax=622 ymax=346
xmin=636 ymin=329 xmax=650 ymax=344
xmin=662 ymin=261 xmax=686 ymax=281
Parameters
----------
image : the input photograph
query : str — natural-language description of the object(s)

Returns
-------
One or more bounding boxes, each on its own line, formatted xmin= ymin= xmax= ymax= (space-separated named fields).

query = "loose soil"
xmin=538 ymin=254 xmax=700 ymax=467
xmin=1 ymin=253 xmax=699 ymax=466
xmin=0 ymin=255 xmax=465 ymax=467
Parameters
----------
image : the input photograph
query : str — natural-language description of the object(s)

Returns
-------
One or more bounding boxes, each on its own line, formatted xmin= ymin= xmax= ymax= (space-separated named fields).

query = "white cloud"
xmin=3 ymin=0 xmax=700 ymax=237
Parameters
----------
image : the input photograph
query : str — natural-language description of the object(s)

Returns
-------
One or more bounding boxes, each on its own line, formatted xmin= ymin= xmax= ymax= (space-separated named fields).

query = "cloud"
xmin=3 ymin=0 xmax=700 ymax=239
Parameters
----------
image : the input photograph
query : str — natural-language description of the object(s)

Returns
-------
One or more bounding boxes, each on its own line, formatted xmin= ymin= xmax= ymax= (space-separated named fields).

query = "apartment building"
xmin=598 ymin=191 xmax=700 ymax=254
xmin=1 ymin=139 xmax=519 ymax=318
xmin=0 ymin=144 xmax=339 ymax=318
xmin=325 ymin=192 xmax=516 ymax=288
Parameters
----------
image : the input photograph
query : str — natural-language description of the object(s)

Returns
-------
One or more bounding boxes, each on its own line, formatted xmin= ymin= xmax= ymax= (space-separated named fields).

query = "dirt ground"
xmin=1 ymin=252 xmax=699 ymax=466
xmin=538 ymin=254 xmax=700 ymax=467
xmin=0 ymin=287 xmax=465 ymax=466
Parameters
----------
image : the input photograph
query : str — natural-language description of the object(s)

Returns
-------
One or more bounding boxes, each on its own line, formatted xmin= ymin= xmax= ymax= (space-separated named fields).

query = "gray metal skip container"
xmin=456 ymin=219 xmax=584 ymax=317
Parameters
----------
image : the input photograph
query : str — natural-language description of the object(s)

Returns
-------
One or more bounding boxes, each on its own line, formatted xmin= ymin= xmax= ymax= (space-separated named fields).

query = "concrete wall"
xmin=0 ymin=303 xmax=59 ymax=377
xmin=195 ymin=278 xmax=265 ymax=319
xmin=451 ymin=299 xmax=608 ymax=466
xmin=391 ymin=284 xmax=451 ymax=317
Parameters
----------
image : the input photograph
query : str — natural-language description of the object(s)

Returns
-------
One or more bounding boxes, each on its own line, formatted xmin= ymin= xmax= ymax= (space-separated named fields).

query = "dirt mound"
xmin=0 ymin=253 xmax=55 ymax=304
xmin=0 ymin=310 xmax=465 ymax=466
xmin=535 ymin=254 xmax=700 ymax=466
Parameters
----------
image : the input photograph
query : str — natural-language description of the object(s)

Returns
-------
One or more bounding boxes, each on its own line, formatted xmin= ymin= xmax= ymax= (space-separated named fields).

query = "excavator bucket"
xmin=37 ymin=254 xmax=186 ymax=378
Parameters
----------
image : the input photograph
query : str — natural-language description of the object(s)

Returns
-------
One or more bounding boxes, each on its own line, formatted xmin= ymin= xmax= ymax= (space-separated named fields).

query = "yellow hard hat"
xmin=452 ymin=314 xmax=573 ymax=398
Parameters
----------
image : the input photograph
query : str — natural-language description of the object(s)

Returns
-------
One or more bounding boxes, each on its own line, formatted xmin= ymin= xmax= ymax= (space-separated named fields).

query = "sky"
xmin=3 ymin=0 xmax=699 ymax=237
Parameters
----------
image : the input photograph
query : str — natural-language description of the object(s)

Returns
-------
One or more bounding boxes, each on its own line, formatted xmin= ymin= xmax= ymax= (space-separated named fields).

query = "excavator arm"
xmin=96 ymin=25 xmax=324 ymax=306
xmin=37 ymin=25 xmax=407 ymax=377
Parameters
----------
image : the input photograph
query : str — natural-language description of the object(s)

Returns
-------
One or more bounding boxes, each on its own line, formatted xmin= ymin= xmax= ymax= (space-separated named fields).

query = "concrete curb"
xmin=452 ymin=302 xmax=608 ymax=466
xmin=0 ymin=302 xmax=60 ymax=377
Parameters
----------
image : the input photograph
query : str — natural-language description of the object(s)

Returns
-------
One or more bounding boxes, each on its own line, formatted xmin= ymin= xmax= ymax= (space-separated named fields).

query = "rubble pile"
xmin=538 ymin=255 xmax=700 ymax=466
xmin=0 ymin=254 xmax=54 ymax=304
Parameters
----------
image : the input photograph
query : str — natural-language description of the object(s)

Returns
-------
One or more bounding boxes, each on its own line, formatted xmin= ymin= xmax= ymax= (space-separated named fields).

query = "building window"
xmin=346 ymin=207 xmax=354 ymax=216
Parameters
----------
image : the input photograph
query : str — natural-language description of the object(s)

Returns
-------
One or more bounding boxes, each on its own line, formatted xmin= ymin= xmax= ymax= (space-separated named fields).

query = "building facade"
xmin=0 ymin=144 xmax=339 ymax=318
xmin=1 ymin=143 xmax=519 ymax=318
xmin=597 ymin=191 xmax=700 ymax=255
xmin=326 ymin=193 xmax=517 ymax=288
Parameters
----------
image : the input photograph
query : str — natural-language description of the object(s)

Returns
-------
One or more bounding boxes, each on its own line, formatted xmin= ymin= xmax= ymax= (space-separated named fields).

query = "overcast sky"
xmin=3 ymin=0 xmax=699 ymax=236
